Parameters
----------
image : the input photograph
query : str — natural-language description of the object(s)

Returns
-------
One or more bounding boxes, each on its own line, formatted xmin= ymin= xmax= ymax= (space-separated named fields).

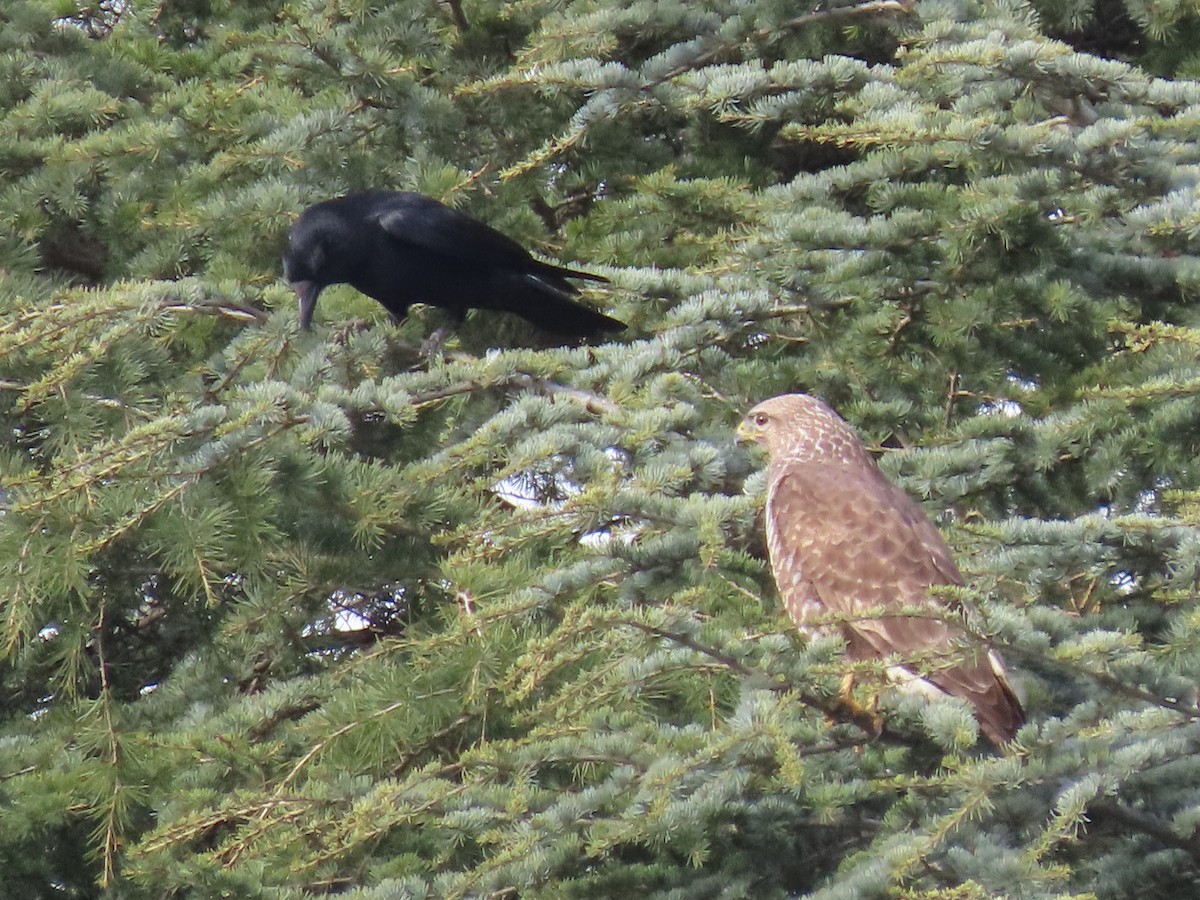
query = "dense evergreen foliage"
xmin=3 ymin=0 xmax=1200 ymax=896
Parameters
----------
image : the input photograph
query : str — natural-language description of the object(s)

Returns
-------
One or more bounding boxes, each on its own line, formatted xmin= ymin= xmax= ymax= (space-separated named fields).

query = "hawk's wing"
xmin=767 ymin=461 xmax=1023 ymax=744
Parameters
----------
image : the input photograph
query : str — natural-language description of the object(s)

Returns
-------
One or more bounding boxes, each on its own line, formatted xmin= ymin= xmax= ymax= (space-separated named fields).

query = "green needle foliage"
xmin=2 ymin=0 xmax=1200 ymax=897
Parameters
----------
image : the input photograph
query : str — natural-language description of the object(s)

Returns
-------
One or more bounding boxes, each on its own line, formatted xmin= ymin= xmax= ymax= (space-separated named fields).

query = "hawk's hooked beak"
xmin=292 ymin=280 xmax=322 ymax=330
xmin=735 ymin=420 xmax=759 ymax=445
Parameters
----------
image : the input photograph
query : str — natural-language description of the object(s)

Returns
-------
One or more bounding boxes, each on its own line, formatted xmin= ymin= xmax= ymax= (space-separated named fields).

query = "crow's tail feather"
xmin=525 ymin=292 xmax=625 ymax=338
xmin=533 ymin=259 xmax=610 ymax=284
xmin=484 ymin=272 xmax=623 ymax=338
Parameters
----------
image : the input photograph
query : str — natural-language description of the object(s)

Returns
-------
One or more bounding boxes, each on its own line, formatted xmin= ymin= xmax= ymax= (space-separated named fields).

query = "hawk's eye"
xmin=753 ymin=413 xmax=769 ymax=427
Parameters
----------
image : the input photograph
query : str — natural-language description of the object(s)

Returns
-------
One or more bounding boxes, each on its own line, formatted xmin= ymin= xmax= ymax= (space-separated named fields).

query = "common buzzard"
xmin=738 ymin=393 xmax=1023 ymax=745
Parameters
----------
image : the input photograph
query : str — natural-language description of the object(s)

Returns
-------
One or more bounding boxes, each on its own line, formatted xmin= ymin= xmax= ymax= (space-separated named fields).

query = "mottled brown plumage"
xmin=738 ymin=393 xmax=1024 ymax=746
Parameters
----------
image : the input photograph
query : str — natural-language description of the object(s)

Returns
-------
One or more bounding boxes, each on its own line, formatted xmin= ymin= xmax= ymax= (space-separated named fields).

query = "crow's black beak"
xmin=293 ymin=281 xmax=321 ymax=330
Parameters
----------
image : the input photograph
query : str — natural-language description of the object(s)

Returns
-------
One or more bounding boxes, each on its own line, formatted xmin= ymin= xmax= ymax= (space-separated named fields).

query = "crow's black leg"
xmin=420 ymin=307 xmax=466 ymax=361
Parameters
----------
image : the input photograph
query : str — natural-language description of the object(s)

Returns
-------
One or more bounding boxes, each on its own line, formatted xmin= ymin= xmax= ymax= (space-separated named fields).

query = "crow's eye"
xmin=753 ymin=413 xmax=768 ymax=427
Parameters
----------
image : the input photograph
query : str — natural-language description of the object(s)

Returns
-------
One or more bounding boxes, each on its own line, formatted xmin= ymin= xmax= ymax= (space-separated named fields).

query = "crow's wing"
xmin=368 ymin=192 xmax=537 ymax=269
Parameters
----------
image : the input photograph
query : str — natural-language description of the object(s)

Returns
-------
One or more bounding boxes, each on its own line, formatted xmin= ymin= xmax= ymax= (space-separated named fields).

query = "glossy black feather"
xmin=283 ymin=192 xmax=623 ymax=338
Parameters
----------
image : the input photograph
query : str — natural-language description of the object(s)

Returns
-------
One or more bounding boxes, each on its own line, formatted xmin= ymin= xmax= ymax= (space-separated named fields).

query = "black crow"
xmin=283 ymin=191 xmax=624 ymax=339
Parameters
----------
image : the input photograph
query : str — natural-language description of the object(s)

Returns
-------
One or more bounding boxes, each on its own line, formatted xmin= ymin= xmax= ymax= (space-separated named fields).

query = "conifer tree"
xmin=2 ymin=0 xmax=1200 ymax=897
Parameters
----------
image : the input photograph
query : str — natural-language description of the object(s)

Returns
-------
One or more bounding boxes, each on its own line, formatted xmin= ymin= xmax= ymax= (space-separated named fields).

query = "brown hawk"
xmin=737 ymin=393 xmax=1024 ymax=746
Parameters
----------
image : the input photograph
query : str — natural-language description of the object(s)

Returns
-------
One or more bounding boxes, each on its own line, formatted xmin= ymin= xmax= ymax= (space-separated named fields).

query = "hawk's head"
xmin=737 ymin=393 xmax=871 ymax=466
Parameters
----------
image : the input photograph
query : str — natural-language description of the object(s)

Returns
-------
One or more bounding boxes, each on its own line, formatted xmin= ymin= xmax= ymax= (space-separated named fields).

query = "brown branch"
xmin=645 ymin=0 xmax=917 ymax=88
xmin=513 ymin=375 xmax=622 ymax=416
xmin=1090 ymin=800 xmax=1200 ymax=864
xmin=94 ymin=606 xmax=122 ymax=888
xmin=779 ymin=0 xmax=917 ymax=32
xmin=407 ymin=373 xmax=619 ymax=416
xmin=442 ymin=0 xmax=469 ymax=32
xmin=391 ymin=713 xmax=474 ymax=778
xmin=619 ymin=620 xmax=925 ymax=748
xmin=411 ymin=380 xmax=483 ymax=407
xmin=301 ymin=628 xmax=397 ymax=655
xmin=944 ymin=369 xmax=960 ymax=429
xmin=991 ymin=639 xmax=1200 ymax=723
xmin=248 ymin=698 xmax=323 ymax=742
xmin=163 ymin=300 xmax=269 ymax=325
xmin=0 ymin=379 xmax=133 ymax=412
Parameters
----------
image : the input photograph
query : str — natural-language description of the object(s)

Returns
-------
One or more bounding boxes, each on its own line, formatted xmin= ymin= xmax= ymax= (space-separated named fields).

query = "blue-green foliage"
xmin=1 ymin=0 xmax=1200 ymax=897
